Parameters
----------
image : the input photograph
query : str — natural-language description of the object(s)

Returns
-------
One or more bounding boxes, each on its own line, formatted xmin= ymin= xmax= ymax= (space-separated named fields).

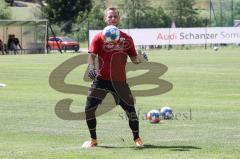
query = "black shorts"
xmin=86 ymin=78 xmax=134 ymax=109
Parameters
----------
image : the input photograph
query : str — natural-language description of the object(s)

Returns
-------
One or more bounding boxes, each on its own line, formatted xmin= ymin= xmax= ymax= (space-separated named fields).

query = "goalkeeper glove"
xmin=137 ymin=49 xmax=148 ymax=62
xmin=88 ymin=65 xmax=97 ymax=80
xmin=142 ymin=51 xmax=148 ymax=61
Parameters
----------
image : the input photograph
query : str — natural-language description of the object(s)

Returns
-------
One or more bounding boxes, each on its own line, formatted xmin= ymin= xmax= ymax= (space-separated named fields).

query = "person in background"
xmin=7 ymin=34 xmax=22 ymax=54
xmin=0 ymin=39 xmax=8 ymax=55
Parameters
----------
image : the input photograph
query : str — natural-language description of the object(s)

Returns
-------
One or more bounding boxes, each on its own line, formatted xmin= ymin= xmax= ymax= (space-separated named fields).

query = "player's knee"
xmin=86 ymin=97 xmax=102 ymax=109
xmin=119 ymin=97 xmax=134 ymax=108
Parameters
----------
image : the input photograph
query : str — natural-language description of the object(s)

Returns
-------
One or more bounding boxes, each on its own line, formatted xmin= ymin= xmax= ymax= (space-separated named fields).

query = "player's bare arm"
xmin=88 ymin=53 xmax=97 ymax=66
xmin=130 ymin=51 xmax=148 ymax=64
xmin=130 ymin=56 xmax=141 ymax=64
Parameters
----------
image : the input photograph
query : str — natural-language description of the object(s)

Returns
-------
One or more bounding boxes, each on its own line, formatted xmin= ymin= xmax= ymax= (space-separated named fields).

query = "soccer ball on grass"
xmin=213 ymin=46 xmax=219 ymax=51
xmin=146 ymin=109 xmax=161 ymax=124
xmin=160 ymin=106 xmax=173 ymax=119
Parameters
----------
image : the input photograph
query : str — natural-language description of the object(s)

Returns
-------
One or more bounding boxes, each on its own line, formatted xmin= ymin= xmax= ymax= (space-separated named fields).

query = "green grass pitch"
xmin=0 ymin=49 xmax=240 ymax=159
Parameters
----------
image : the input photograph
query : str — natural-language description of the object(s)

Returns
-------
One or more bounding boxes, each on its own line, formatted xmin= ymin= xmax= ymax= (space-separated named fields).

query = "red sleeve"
xmin=128 ymin=36 xmax=137 ymax=57
xmin=88 ymin=33 xmax=101 ymax=55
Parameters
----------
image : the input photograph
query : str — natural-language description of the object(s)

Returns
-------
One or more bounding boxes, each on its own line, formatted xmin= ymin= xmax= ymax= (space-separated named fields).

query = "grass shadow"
xmin=143 ymin=144 xmax=201 ymax=151
xmin=97 ymin=144 xmax=201 ymax=151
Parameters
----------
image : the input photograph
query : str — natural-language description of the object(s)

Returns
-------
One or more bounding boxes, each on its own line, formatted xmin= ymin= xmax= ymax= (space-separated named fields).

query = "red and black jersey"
xmin=89 ymin=31 xmax=137 ymax=81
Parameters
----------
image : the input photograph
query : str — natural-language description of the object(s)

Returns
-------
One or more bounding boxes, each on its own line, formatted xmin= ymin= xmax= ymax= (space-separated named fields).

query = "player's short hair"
xmin=104 ymin=7 xmax=119 ymax=17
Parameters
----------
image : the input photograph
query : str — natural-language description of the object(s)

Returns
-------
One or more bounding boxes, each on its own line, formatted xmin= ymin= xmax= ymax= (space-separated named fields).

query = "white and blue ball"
xmin=160 ymin=106 xmax=173 ymax=119
xmin=213 ymin=46 xmax=219 ymax=51
xmin=102 ymin=25 xmax=120 ymax=43
xmin=146 ymin=109 xmax=161 ymax=124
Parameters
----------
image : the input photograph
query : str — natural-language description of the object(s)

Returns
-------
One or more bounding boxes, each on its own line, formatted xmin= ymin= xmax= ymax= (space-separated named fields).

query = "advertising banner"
xmin=89 ymin=27 xmax=240 ymax=45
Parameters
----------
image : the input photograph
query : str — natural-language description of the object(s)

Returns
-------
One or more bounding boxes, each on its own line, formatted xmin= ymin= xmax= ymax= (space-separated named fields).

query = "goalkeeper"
xmin=82 ymin=7 xmax=148 ymax=148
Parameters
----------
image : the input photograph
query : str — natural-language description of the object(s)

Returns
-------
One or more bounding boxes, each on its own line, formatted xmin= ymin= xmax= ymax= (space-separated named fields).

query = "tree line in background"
xmin=0 ymin=0 xmax=11 ymax=18
xmin=1 ymin=0 xmax=240 ymax=41
xmin=40 ymin=0 xmax=207 ymax=41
